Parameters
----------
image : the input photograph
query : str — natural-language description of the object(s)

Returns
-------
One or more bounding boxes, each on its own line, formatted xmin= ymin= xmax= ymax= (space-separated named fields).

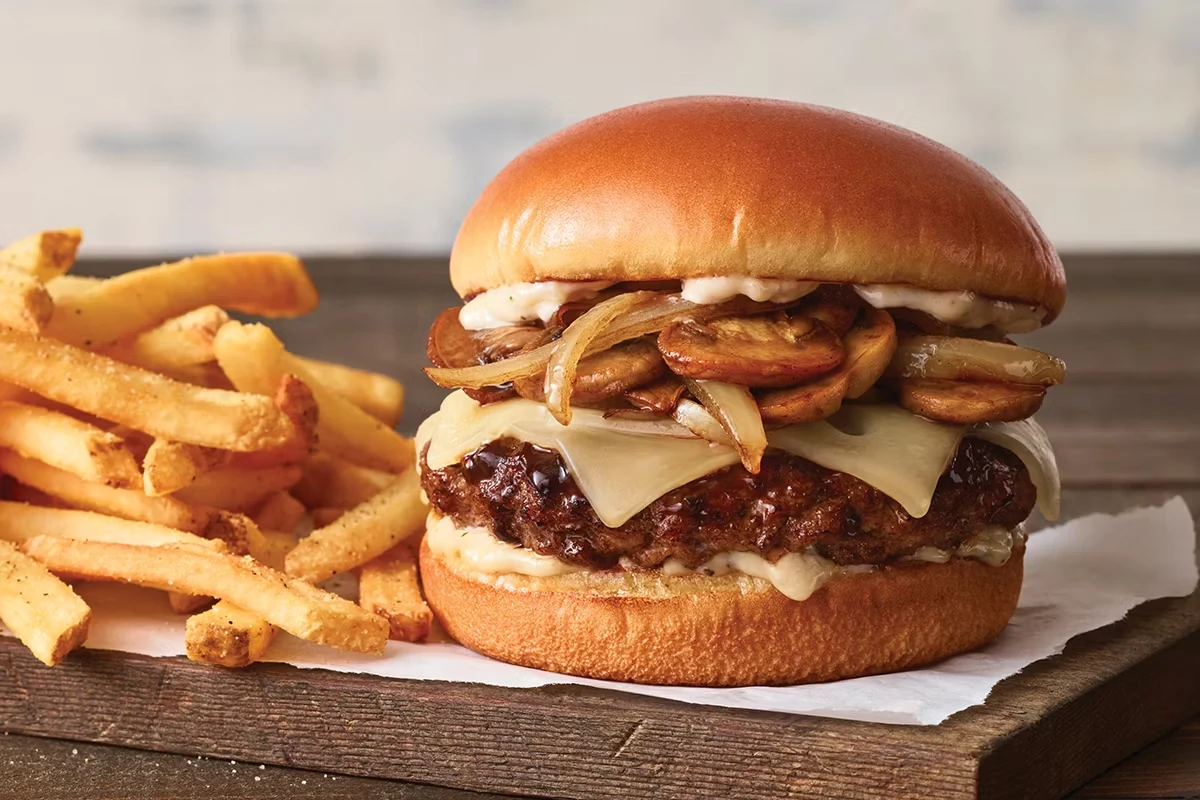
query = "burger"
xmin=415 ymin=96 xmax=1065 ymax=687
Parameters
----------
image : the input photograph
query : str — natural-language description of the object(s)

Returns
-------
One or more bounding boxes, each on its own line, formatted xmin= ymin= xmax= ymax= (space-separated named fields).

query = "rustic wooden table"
xmin=1 ymin=254 xmax=1196 ymax=799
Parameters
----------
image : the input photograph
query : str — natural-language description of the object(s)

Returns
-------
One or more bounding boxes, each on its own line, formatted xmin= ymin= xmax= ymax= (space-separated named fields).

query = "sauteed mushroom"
xmin=895 ymin=379 xmax=1045 ymax=424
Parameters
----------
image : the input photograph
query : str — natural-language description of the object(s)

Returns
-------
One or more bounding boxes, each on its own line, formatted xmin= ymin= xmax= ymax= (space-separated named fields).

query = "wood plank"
xmin=1070 ymin=717 xmax=1200 ymax=799
xmin=1 ymin=490 xmax=1195 ymax=800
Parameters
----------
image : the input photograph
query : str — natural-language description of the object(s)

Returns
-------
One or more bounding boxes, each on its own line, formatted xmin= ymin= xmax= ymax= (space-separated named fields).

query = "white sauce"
xmin=457 ymin=277 xmax=1047 ymax=333
xmin=680 ymin=276 xmax=818 ymax=305
xmin=459 ymin=280 xmax=612 ymax=330
xmin=853 ymin=283 xmax=1045 ymax=333
xmin=428 ymin=513 xmax=1021 ymax=602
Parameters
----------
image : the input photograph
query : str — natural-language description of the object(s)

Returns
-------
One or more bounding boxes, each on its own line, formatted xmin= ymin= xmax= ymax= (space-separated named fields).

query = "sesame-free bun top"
xmin=450 ymin=96 xmax=1066 ymax=321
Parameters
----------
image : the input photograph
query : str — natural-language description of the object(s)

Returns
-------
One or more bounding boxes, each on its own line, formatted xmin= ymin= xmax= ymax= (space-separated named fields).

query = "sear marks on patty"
xmin=420 ymin=438 xmax=1035 ymax=570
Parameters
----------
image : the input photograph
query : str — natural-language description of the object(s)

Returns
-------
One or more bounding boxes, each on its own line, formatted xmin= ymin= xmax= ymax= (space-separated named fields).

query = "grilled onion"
xmin=671 ymin=398 xmax=731 ymax=445
xmin=515 ymin=339 xmax=665 ymax=405
xmin=887 ymin=336 xmax=1066 ymax=386
xmin=425 ymin=292 xmax=798 ymax=390
xmin=685 ymin=378 xmax=767 ymax=473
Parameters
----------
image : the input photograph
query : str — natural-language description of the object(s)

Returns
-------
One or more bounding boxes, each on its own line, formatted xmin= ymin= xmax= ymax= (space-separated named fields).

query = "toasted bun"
xmin=419 ymin=533 xmax=1024 ymax=687
xmin=451 ymin=96 xmax=1065 ymax=321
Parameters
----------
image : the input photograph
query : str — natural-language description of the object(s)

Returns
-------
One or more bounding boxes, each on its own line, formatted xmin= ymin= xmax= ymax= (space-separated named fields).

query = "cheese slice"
xmin=969 ymin=418 xmax=1061 ymax=521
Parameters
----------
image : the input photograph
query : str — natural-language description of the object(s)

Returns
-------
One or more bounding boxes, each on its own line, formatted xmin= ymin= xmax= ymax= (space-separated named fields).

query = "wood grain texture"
xmin=0 ymin=253 xmax=1194 ymax=800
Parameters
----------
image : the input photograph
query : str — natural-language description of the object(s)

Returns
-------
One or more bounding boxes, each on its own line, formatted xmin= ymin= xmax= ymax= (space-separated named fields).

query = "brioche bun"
xmin=450 ymin=96 xmax=1065 ymax=321
xmin=419 ymin=530 xmax=1024 ymax=687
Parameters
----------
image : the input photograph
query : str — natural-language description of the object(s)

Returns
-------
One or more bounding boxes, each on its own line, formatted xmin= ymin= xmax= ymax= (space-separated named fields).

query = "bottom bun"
xmin=418 ymin=533 xmax=1024 ymax=687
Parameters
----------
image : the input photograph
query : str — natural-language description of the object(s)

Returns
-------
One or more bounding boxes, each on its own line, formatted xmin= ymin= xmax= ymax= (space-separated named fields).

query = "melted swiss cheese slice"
xmin=417 ymin=391 xmax=1059 ymax=528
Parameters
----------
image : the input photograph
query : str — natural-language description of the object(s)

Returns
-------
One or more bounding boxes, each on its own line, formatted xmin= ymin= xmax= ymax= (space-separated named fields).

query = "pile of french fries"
xmin=0 ymin=229 xmax=432 ymax=668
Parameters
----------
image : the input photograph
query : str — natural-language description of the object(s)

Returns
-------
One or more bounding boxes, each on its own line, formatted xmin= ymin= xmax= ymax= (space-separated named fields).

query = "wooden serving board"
xmin=0 ymin=584 xmax=1197 ymax=800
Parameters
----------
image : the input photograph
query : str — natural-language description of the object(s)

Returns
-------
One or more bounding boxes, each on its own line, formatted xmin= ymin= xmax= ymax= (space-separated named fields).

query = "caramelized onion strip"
xmin=684 ymin=378 xmax=767 ymax=473
xmin=887 ymin=336 xmax=1066 ymax=386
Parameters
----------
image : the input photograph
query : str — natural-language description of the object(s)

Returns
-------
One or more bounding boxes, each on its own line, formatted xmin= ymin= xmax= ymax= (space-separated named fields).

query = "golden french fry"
xmin=3 ymin=482 xmax=74 ymax=509
xmin=253 ymin=528 xmax=300 ymax=572
xmin=46 ymin=252 xmax=317 ymax=348
xmin=0 ymin=402 xmax=140 ymax=489
xmin=22 ymin=536 xmax=387 ymax=653
xmin=291 ymin=453 xmax=394 ymax=509
xmin=167 ymin=593 xmax=214 ymax=614
xmin=0 ymin=539 xmax=91 ymax=666
xmin=0 ymin=327 xmax=295 ymax=452
xmin=286 ymin=469 xmax=425 ymax=584
xmin=44 ymin=274 xmax=101 ymax=301
xmin=173 ymin=465 xmax=302 ymax=513
xmin=0 ymin=264 xmax=54 ymax=332
xmin=0 ymin=229 xmax=82 ymax=282
xmin=293 ymin=355 xmax=404 ymax=427
xmin=0 ymin=450 xmax=215 ymax=534
xmin=308 ymin=506 xmax=346 ymax=528
xmin=142 ymin=439 xmax=231 ymax=496
xmin=252 ymin=491 xmax=306 ymax=534
xmin=214 ymin=322 xmax=413 ymax=473
xmin=226 ymin=374 xmax=318 ymax=469
xmin=185 ymin=600 xmax=277 ymax=667
xmin=203 ymin=512 xmax=267 ymax=558
xmin=358 ymin=542 xmax=431 ymax=642
xmin=102 ymin=305 xmax=230 ymax=372
xmin=0 ymin=500 xmax=224 ymax=551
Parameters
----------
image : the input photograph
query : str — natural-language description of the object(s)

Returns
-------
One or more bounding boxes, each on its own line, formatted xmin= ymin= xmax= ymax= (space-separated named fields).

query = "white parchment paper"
xmin=11 ymin=498 xmax=1199 ymax=726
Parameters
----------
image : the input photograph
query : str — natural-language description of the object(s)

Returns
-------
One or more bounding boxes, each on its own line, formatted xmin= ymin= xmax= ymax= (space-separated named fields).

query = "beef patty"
xmin=421 ymin=437 xmax=1035 ymax=570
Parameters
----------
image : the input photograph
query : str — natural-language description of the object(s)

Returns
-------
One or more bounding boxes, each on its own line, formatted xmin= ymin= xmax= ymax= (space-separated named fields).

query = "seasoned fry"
xmin=214 ymin=322 xmax=413 ymax=472
xmin=45 ymin=274 xmax=101 ymax=301
xmin=173 ymin=465 xmax=302 ymax=513
xmin=0 ymin=540 xmax=91 ymax=666
xmin=0 ymin=228 xmax=82 ymax=282
xmin=0 ymin=501 xmax=223 ymax=551
xmin=291 ymin=453 xmax=394 ymax=510
xmin=0 ymin=264 xmax=54 ymax=332
xmin=226 ymin=374 xmax=318 ymax=469
xmin=293 ymin=355 xmax=404 ymax=427
xmin=0 ymin=402 xmax=141 ymax=488
xmin=45 ymin=252 xmax=318 ymax=348
xmin=3 ymin=482 xmax=74 ymax=509
xmin=253 ymin=528 xmax=300 ymax=572
xmin=286 ymin=469 xmax=425 ymax=584
xmin=0 ymin=327 xmax=295 ymax=452
xmin=252 ymin=491 xmax=306 ymax=534
xmin=22 ymin=536 xmax=388 ymax=653
xmin=358 ymin=543 xmax=432 ymax=642
xmin=203 ymin=512 xmax=265 ymax=557
xmin=308 ymin=506 xmax=346 ymax=528
xmin=0 ymin=450 xmax=215 ymax=534
xmin=185 ymin=600 xmax=277 ymax=667
xmin=142 ymin=439 xmax=231 ymax=496
xmin=167 ymin=593 xmax=214 ymax=614
xmin=102 ymin=305 xmax=230 ymax=372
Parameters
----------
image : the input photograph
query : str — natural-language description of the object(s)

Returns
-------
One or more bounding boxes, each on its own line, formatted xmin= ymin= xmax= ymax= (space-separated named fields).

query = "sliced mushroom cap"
xmin=514 ymin=338 xmax=666 ymax=405
xmin=895 ymin=379 xmax=1045 ymax=424
xmin=625 ymin=374 xmax=686 ymax=414
xmin=427 ymin=308 xmax=553 ymax=404
xmin=657 ymin=312 xmax=845 ymax=388
xmin=757 ymin=306 xmax=897 ymax=425
xmin=795 ymin=285 xmax=862 ymax=337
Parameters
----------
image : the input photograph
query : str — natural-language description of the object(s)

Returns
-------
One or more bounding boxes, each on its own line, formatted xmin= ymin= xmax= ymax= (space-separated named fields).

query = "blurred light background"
xmin=1 ymin=0 xmax=1197 ymax=254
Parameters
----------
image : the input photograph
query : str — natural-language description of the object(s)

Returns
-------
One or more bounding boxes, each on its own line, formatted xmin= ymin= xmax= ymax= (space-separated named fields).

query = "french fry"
xmin=204 ymin=512 xmax=265 ymax=557
xmin=252 ymin=491 xmax=306 ymax=534
xmin=286 ymin=469 xmax=425 ymax=584
xmin=290 ymin=453 xmax=394 ymax=510
xmin=293 ymin=355 xmax=404 ymax=427
xmin=0 ymin=501 xmax=224 ymax=551
xmin=0 ymin=540 xmax=91 ymax=666
xmin=226 ymin=374 xmax=318 ymax=469
xmin=142 ymin=439 xmax=231 ymax=496
xmin=0 ymin=450 xmax=215 ymax=534
xmin=0 ymin=402 xmax=141 ymax=489
xmin=0 ymin=264 xmax=54 ymax=332
xmin=358 ymin=542 xmax=431 ymax=642
xmin=253 ymin=529 xmax=300 ymax=572
xmin=3 ymin=482 xmax=74 ymax=509
xmin=22 ymin=536 xmax=388 ymax=653
xmin=185 ymin=600 xmax=277 ymax=667
xmin=46 ymin=252 xmax=318 ymax=348
xmin=308 ymin=506 xmax=346 ymax=528
xmin=214 ymin=322 xmax=413 ymax=472
xmin=102 ymin=305 xmax=230 ymax=372
xmin=0 ymin=326 xmax=295 ymax=452
xmin=173 ymin=465 xmax=302 ymax=513
xmin=167 ymin=593 xmax=214 ymax=614
xmin=45 ymin=274 xmax=101 ymax=301
xmin=0 ymin=228 xmax=82 ymax=282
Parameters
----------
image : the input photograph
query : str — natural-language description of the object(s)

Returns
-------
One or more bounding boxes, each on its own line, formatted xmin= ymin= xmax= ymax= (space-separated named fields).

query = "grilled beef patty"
xmin=421 ymin=437 xmax=1035 ymax=570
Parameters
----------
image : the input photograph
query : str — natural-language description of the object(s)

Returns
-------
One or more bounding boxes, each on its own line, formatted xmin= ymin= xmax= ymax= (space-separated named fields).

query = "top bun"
xmin=450 ymin=97 xmax=1066 ymax=321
